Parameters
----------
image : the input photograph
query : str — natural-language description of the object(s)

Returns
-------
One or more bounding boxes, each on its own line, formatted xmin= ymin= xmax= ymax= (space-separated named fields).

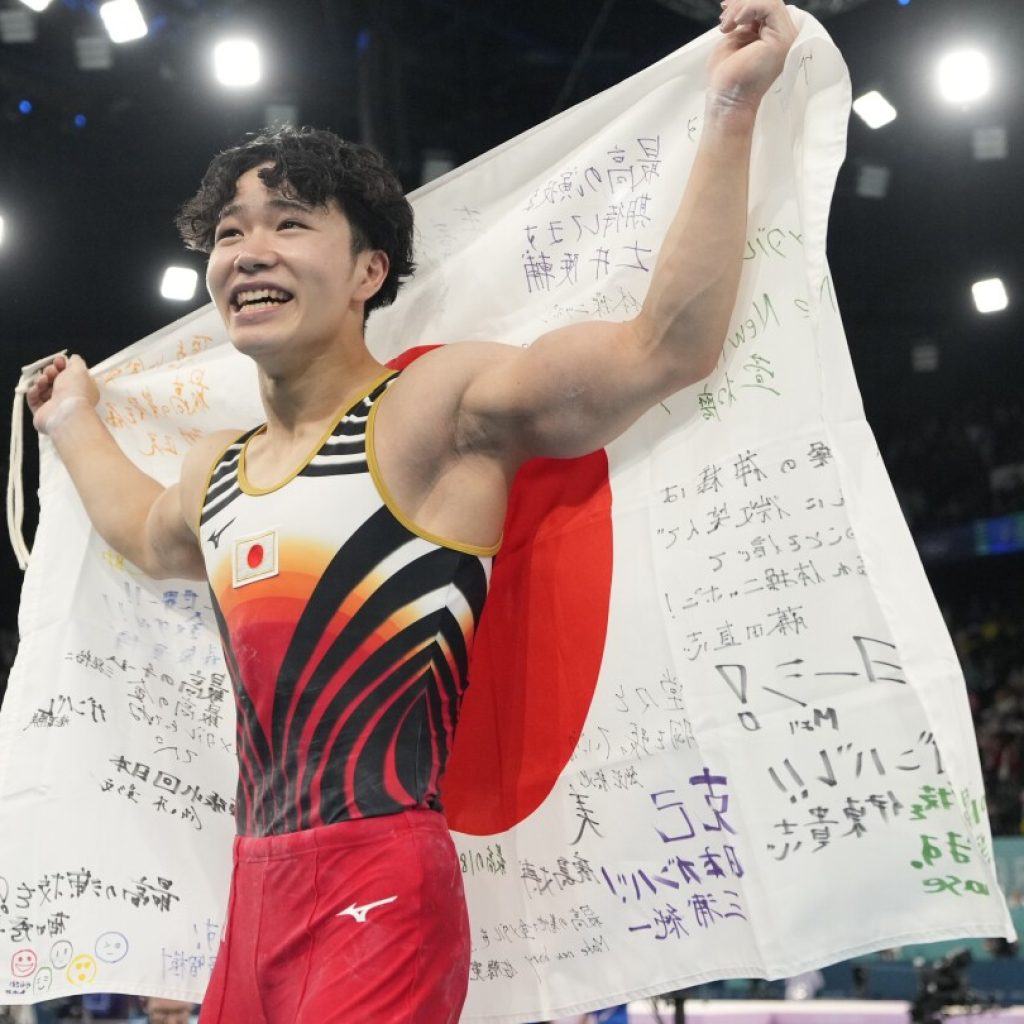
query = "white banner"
xmin=0 ymin=11 xmax=1011 ymax=1022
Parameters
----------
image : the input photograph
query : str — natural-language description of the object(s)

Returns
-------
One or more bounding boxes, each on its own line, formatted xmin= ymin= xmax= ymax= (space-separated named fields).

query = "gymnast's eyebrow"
xmin=217 ymin=197 xmax=317 ymax=222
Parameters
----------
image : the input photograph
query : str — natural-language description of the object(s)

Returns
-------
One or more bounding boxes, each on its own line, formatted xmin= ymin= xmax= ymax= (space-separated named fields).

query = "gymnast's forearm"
xmin=45 ymin=399 xmax=167 ymax=571
xmin=635 ymin=98 xmax=756 ymax=387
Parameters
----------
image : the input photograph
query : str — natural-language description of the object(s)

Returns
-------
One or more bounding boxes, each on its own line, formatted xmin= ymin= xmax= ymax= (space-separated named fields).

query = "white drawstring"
xmin=7 ymin=350 xmax=68 ymax=570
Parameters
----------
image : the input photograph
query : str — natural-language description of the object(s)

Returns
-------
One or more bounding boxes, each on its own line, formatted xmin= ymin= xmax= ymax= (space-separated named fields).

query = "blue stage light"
xmin=18 ymin=99 xmax=32 ymax=115
xmin=74 ymin=114 xmax=87 ymax=128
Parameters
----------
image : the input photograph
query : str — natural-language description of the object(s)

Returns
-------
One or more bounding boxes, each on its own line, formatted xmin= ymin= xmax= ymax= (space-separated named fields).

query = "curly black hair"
xmin=175 ymin=126 xmax=415 ymax=316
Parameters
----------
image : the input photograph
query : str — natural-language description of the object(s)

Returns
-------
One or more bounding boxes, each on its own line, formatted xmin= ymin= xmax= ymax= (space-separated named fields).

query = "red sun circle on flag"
xmin=388 ymin=347 xmax=613 ymax=838
xmin=247 ymin=544 xmax=264 ymax=569
xmin=442 ymin=452 xmax=612 ymax=836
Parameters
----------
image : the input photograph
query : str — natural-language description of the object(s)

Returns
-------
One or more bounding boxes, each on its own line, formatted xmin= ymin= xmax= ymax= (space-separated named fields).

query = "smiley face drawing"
xmin=50 ymin=940 xmax=73 ymax=969
xmin=66 ymin=953 xmax=98 ymax=985
xmin=94 ymin=931 xmax=129 ymax=964
xmin=34 ymin=967 xmax=53 ymax=994
xmin=10 ymin=948 xmax=38 ymax=978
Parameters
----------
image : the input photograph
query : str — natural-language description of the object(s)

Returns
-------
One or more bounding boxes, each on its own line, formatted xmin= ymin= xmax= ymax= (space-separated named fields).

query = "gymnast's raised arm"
xmin=386 ymin=0 xmax=798 ymax=473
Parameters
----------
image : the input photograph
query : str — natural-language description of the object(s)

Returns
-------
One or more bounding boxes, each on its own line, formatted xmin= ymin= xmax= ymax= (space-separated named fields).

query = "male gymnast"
xmin=27 ymin=2 xmax=798 ymax=1019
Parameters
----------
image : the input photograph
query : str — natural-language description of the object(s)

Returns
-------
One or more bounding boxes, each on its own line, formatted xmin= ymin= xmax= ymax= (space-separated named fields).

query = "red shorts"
xmin=199 ymin=809 xmax=470 ymax=1023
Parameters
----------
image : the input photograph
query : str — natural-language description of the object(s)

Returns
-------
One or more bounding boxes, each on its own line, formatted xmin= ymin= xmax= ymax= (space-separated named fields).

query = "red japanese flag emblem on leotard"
xmin=232 ymin=528 xmax=279 ymax=588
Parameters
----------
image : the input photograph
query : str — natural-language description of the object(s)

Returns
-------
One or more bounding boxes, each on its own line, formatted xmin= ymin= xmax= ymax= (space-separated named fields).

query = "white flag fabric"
xmin=0 ymin=10 xmax=1012 ymax=1021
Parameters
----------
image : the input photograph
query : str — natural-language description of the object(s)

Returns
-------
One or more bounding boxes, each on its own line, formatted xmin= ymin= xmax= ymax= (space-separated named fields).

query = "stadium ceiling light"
xmin=99 ymin=0 xmax=147 ymax=44
xmin=0 ymin=214 xmax=5 ymax=248
xmin=160 ymin=266 xmax=198 ymax=301
xmin=17 ymin=0 xmax=53 ymax=12
xmin=214 ymin=39 xmax=261 ymax=87
xmin=852 ymin=90 xmax=897 ymax=129
xmin=937 ymin=49 xmax=991 ymax=104
xmin=1 ymin=8 xmax=37 ymax=43
xmin=911 ymin=342 xmax=939 ymax=374
xmin=972 ymin=125 xmax=1007 ymax=161
xmin=76 ymin=34 xmax=114 ymax=71
xmin=855 ymin=163 xmax=890 ymax=200
xmin=971 ymin=278 xmax=1008 ymax=314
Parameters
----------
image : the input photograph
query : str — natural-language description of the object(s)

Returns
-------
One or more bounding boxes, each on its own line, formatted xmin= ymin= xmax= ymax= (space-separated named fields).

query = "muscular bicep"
xmin=458 ymin=315 xmax=704 ymax=464
xmin=143 ymin=483 xmax=206 ymax=581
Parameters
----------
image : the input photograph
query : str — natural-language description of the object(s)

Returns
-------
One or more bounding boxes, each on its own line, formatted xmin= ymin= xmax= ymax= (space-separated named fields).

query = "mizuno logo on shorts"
xmin=336 ymin=896 xmax=398 ymax=923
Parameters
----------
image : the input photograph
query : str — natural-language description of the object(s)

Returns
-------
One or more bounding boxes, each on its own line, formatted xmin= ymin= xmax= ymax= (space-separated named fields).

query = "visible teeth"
xmin=235 ymin=287 xmax=291 ymax=307
xmin=239 ymin=300 xmax=282 ymax=311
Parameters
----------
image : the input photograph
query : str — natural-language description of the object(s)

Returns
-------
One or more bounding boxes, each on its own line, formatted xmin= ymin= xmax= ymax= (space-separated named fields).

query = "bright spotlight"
xmin=214 ymin=39 xmax=261 ymax=87
xmin=937 ymin=49 xmax=991 ymax=104
xmin=0 ymin=215 xmax=5 ymax=248
xmin=99 ymin=0 xmax=147 ymax=44
xmin=972 ymin=278 xmax=1008 ymax=314
xmin=852 ymin=90 xmax=897 ymax=129
xmin=161 ymin=266 xmax=198 ymax=301
xmin=17 ymin=0 xmax=54 ymax=11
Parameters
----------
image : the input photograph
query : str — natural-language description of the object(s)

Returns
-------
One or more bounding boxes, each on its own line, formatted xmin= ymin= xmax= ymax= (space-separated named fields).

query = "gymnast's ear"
xmin=354 ymin=249 xmax=389 ymax=304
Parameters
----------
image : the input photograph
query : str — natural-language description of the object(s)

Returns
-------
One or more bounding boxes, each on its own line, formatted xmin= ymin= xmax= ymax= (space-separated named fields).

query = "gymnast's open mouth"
xmin=230 ymin=285 xmax=295 ymax=312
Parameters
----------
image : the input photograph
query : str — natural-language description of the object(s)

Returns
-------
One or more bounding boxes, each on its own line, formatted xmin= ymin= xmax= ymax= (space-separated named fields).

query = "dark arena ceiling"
xmin=655 ymin=0 xmax=876 ymax=21
xmin=0 ymin=0 xmax=1021 ymax=623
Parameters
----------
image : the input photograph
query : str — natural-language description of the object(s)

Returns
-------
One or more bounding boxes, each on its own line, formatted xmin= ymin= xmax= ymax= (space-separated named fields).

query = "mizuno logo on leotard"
xmin=336 ymin=896 xmax=397 ymax=923
xmin=206 ymin=517 xmax=236 ymax=549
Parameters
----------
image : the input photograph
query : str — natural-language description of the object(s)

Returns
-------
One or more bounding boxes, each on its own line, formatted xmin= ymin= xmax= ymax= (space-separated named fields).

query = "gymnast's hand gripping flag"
xmin=0 ymin=9 xmax=1012 ymax=1020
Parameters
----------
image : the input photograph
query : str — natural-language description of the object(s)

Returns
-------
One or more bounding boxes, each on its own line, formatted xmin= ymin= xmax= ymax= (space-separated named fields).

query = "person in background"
xmin=138 ymin=998 xmax=197 ymax=1024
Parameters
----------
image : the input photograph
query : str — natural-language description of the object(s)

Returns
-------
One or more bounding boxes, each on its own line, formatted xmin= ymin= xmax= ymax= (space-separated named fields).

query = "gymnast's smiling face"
xmin=205 ymin=165 xmax=388 ymax=370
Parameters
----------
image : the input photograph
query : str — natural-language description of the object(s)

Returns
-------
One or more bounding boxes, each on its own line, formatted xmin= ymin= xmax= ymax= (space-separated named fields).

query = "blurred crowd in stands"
xmin=876 ymin=397 xmax=1024 ymax=837
xmin=884 ymin=398 xmax=1024 ymax=530
xmin=951 ymin=590 xmax=1024 ymax=836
